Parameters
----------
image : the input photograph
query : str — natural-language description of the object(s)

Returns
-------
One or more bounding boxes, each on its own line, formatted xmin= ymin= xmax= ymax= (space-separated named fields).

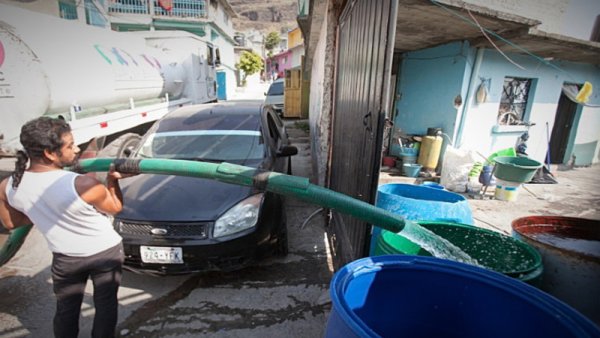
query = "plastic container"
xmin=512 ymin=216 xmax=600 ymax=325
xmin=381 ymin=156 xmax=396 ymax=167
xmin=402 ymin=163 xmax=421 ymax=177
xmin=390 ymin=144 xmax=419 ymax=158
xmin=494 ymin=156 xmax=542 ymax=183
xmin=324 ymin=255 xmax=600 ymax=338
xmin=370 ymin=183 xmax=473 ymax=255
xmin=373 ymin=221 xmax=543 ymax=283
xmin=421 ymin=181 xmax=444 ymax=190
xmin=487 ymin=147 xmax=517 ymax=163
xmin=494 ymin=178 xmax=520 ymax=201
xmin=417 ymin=135 xmax=443 ymax=170
xmin=400 ymin=154 xmax=417 ymax=166
xmin=478 ymin=164 xmax=496 ymax=186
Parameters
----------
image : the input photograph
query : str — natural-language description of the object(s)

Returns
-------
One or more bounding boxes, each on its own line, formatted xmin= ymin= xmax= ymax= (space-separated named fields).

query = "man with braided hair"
xmin=0 ymin=117 xmax=134 ymax=338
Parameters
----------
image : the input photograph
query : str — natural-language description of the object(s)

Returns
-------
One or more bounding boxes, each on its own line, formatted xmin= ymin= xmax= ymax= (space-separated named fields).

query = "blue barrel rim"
xmin=377 ymin=183 xmax=469 ymax=204
xmin=329 ymin=255 xmax=600 ymax=338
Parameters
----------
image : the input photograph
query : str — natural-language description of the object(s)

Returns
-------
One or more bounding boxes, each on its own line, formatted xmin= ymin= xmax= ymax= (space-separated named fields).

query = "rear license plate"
xmin=140 ymin=246 xmax=183 ymax=264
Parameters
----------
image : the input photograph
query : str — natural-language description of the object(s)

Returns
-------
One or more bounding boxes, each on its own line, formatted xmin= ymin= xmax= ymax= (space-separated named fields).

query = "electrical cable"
xmin=467 ymin=9 xmax=526 ymax=70
xmin=301 ymin=208 xmax=324 ymax=229
xmin=429 ymin=0 xmax=576 ymax=80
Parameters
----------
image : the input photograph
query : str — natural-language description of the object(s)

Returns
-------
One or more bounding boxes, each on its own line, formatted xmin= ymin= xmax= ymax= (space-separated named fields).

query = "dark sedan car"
xmin=114 ymin=102 xmax=297 ymax=274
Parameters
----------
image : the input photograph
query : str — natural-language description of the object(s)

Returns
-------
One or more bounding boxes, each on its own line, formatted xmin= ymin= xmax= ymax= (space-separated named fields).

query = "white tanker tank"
xmin=0 ymin=3 xmax=218 ymax=154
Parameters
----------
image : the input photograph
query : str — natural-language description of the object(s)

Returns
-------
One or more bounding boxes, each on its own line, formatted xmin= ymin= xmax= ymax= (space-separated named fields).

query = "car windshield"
xmin=135 ymin=130 xmax=265 ymax=162
xmin=267 ymin=81 xmax=284 ymax=96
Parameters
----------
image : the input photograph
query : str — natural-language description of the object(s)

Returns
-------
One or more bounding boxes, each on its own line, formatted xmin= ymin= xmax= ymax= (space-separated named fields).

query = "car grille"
xmin=118 ymin=220 xmax=209 ymax=239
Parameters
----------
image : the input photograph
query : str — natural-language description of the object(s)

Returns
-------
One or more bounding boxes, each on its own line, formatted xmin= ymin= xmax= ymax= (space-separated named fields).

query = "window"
xmin=59 ymin=0 xmax=78 ymax=20
xmin=85 ymin=0 xmax=108 ymax=28
xmin=207 ymin=45 xmax=214 ymax=65
xmin=497 ymin=77 xmax=533 ymax=125
xmin=215 ymin=48 xmax=221 ymax=66
xmin=267 ymin=81 xmax=284 ymax=96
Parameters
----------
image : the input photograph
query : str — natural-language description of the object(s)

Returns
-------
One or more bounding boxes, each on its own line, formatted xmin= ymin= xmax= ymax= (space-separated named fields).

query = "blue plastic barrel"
xmin=325 ymin=255 xmax=600 ymax=338
xmin=370 ymin=183 xmax=473 ymax=255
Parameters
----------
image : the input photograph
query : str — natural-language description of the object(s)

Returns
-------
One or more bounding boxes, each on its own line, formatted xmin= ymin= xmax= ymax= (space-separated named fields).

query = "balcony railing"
xmin=108 ymin=0 xmax=207 ymax=19
xmin=153 ymin=0 xmax=207 ymax=18
xmin=108 ymin=0 xmax=150 ymax=14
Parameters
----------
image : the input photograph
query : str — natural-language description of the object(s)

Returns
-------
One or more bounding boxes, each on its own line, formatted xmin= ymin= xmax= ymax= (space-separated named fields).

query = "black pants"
xmin=51 ymin=242 xmax=124 ymax=338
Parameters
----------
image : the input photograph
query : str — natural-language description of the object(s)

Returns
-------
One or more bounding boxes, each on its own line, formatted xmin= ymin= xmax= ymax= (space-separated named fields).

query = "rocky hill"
xmin=229 ymin=0 xmax=298 ymax=34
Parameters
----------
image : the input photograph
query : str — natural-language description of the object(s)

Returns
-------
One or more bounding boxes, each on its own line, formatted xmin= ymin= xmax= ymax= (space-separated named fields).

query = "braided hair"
xmin=11 ymin=117 xmax=71 ymax=189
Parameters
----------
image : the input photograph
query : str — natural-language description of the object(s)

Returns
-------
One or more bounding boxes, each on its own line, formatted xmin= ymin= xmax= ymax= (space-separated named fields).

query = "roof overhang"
xmin=395 ymin=0 xmax=539 ymax=52
xmin=395 ymin=0 xmax=600 ymax=64
xmin=478 ymin=28 xmax=600 ymax=65
xmin=300 ymin=0 xmax=600 ymax=73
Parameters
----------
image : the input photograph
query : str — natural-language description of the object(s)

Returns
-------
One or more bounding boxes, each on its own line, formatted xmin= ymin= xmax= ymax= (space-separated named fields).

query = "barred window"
xmin=498 ymin=77 xmax=532 ymax=125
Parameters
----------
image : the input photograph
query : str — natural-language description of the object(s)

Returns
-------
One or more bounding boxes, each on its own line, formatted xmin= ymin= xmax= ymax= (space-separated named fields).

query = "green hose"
xmin=74 ymin=158 xmax=406 ymax=233
xmin=0 ymin=225 xmax=33 ymax=266
xmin=1 ymin=158 xmax=406 ymax=267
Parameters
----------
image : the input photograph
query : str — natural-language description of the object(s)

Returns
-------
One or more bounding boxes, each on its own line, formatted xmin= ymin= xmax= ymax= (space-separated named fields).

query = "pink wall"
xmin=266 ymin=50 xmax=293 ymax=79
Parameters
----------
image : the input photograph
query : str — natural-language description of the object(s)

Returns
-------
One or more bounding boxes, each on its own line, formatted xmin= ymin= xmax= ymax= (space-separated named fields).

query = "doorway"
xmin=549 ymin=91 xmax=579 ymax=164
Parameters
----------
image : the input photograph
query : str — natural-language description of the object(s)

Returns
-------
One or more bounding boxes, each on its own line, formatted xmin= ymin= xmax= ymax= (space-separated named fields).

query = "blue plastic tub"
xmin=325 ymin=255 xmax=600 ymax=338
xmin=402 ymin=163 xmax=421 ymax=177
xmin=421 ymin=181 xmax=445 ymax=190
xmin=370 ymin=183 xmax=473 ymax=255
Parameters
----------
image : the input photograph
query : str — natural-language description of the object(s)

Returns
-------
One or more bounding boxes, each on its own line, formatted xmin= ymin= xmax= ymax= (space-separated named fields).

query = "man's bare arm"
xmin=0 ymin=179 xmax=32 ymax=230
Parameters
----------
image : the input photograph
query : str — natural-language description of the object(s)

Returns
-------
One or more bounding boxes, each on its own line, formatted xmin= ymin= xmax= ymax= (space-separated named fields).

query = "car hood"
xmin=117 ymin=174 xmax=256 ymax=222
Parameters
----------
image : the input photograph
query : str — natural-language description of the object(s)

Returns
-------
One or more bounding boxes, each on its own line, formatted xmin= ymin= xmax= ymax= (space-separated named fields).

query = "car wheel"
xmin=287 ymin=156 xmax=293 ymax=175
xmin=275 ymin=207 xmax=289 ymax=256
xmin=275 ymin=224 xmax=289 ymax=256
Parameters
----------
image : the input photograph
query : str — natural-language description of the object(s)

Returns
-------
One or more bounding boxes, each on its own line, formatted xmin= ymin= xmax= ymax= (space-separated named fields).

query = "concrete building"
xmin=298 ymin=0 xmax=600 ymax=266
xmin=266 ymin=28 xmax=305 ymax=80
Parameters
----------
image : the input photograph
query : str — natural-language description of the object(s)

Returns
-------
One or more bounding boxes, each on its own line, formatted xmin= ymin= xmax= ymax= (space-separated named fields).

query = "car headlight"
xmin=213 ymin=194 xmax=263 ymax=238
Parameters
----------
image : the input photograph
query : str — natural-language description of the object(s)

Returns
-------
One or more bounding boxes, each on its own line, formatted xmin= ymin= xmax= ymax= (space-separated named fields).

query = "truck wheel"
xmin=97 ymin=133 xmax=141 ymax=158
xmin=95 ymin=133 xmax=141 ymax=181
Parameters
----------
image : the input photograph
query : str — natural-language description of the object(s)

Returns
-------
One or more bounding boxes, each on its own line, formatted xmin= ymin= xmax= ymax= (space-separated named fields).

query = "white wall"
xmin=460 ymin=0 xmax=600 ymax=40
xmin=575 ymin=106 xmax=600 ymax=162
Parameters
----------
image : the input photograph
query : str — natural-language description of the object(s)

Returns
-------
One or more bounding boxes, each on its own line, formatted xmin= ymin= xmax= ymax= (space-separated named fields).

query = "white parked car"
xmin=264 ymin=78 xmax=285 ymax=116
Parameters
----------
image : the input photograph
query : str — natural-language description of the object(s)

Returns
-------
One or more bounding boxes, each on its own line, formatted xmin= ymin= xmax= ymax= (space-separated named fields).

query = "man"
xmin=0 ymin=117 xmax=133 ymax=338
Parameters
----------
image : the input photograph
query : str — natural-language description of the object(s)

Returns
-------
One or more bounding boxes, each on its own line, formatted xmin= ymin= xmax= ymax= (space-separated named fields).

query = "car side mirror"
xmin=277 ymin=145 xmax=298 ymax=157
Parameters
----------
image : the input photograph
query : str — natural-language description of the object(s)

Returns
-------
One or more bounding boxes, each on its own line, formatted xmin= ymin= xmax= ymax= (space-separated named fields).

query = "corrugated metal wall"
xmin=327 ymin=0 xmax=398 ymax=269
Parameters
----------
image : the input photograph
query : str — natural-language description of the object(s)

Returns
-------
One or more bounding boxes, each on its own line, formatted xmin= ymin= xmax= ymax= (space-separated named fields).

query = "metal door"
xmin=549 ymin=92 xmax=577 ymax=164
xmin=216 ymin=71 xmax=227 ymax=100
xmin=327 ymin=0 xmax=398 ymax=269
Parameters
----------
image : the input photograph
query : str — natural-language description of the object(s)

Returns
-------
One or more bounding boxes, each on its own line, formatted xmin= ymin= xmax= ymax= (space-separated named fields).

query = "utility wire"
xmin=467 ymin=8 xmax=526 ymax=70
xmin=429 ymin=0 xmax=575 ymax=80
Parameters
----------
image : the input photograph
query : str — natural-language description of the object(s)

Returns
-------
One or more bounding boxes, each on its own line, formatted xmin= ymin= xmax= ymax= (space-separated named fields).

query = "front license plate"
xmin=140 ymin=246 xmax=183 ymax=264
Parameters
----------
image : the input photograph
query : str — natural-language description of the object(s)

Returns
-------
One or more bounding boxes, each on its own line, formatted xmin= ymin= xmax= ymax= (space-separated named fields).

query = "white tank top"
xmin=6 ymin=170 xmax=122 ymax=257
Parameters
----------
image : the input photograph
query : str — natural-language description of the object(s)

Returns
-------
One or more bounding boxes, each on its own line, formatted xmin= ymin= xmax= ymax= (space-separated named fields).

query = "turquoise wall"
xmin=393 ymin=42 xmax=475 ymax=140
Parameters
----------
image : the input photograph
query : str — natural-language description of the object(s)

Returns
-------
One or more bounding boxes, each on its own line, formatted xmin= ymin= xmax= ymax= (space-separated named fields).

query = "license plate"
xmin=140 ymin=246 xmax=183 ymax=264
